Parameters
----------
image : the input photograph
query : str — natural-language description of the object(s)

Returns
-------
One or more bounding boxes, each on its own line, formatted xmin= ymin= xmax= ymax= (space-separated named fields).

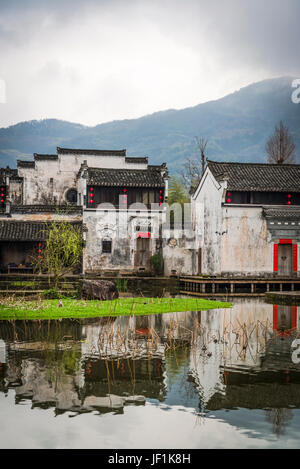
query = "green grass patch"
xmin=0 ymin=297 xmax=232 ymax=320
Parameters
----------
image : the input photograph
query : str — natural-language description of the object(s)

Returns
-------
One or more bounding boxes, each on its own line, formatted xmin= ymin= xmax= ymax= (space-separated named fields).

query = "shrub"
xmin=149 ymin=254 xmax=164 ymax=275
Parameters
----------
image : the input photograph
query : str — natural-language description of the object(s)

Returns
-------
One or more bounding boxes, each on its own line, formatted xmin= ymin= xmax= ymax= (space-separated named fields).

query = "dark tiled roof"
xmin=34 ymin=153 xmax=58 ymax=161
xmin=87 ymin=167 xmax=165 ymax=187
xmin=125 ymin=157 xmax=148 ymax=164
xmin=57 ymin=147 xmax=126 ymax=156
xmin=11 ymin=205 xmax=83 ymax=214
xmin=263 ymin=206 xmax=300 ymax=219
xmin=208 ymin=160 xmax=300 ymax=192
xmin=0 ymin=221 xmax=82 ymax=241
xmin=17 ymin=160 xmax=35 ymax=168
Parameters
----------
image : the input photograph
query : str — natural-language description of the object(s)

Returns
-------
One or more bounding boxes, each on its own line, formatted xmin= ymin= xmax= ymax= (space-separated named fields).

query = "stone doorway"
xmin=278 ymin=244 xmax=293 ymax=276
xmin=136 ymin=237 xmax=150 ymax=267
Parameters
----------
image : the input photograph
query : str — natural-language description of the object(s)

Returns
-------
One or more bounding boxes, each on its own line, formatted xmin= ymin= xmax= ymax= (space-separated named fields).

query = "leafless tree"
xmin=266 ymin=121 xmax=296 ymax=164
xmin=196 ymin=137 xmax=208 ymax=176
xmin=180 ymin=137 xmax=208 ymax=192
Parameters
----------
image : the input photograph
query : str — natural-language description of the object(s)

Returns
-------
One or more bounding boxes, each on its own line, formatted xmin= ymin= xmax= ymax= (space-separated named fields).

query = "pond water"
xmin=1 ymin=297 xmax=300 ymax=449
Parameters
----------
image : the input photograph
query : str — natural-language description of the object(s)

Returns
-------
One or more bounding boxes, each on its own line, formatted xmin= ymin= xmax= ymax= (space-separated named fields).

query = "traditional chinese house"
xmin=0 ymin=148 xmax=168 ymax=274
xmin=192 ymin=161 xmax=300 ymax=277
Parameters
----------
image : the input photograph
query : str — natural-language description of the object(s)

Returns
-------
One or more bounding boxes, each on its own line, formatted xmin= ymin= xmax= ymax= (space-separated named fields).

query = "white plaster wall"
xmin=18 ymin=152 xmax=150 ymax=205
xmin=18 ymin=160 xmax=77 ymax=205
xmin=162 ymin=226 xmax=197 ymax=275
xmin=192 ymin=169 xmax=225 ymax=275
xmin=9 ymin=180 xmax=22 ymax=204
xmin=221 ymin=205 xmax=273 ymax=275
xmin=58 ymin=152 xmax=148 ymax=171
xmin=83 ymin=208 xmax=163 ymax=272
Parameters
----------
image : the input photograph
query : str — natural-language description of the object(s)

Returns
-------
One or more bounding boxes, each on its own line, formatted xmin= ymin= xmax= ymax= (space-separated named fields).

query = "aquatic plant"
xmin=0 ymin=297 xmax=232 ymax=320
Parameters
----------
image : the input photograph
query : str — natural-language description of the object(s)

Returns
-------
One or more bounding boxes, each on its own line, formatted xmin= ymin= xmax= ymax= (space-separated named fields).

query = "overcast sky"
xmin=0 ymin=0 xmax=299 ymax=128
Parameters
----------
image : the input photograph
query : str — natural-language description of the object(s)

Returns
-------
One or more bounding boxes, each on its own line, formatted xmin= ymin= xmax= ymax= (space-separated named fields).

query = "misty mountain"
xmin=0 ymin=76 xmax=299 ymax=173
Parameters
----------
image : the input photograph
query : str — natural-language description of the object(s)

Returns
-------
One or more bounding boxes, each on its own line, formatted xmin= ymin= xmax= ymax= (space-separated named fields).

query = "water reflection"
xmin=0 ymin=298 xmax=300 ymax=445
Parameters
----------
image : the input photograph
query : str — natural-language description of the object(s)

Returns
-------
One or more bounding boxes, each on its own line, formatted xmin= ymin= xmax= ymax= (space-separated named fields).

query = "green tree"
xmin=35 ymin=221 xmax=83 ymax=290
xmin=167 ymin=176 xmax=189 ymax=227
xmin=168 ymin=176 xmax=189 ymax=206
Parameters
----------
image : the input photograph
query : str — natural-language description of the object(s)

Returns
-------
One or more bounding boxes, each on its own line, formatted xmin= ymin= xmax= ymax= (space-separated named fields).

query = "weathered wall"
xmin=83 ymin=209 xmax=163 ymax=272
xmin=18 ymin=159 xmax=77 ymax=205
xmin=18 ymin=151 xmax=149 ymax=206
xmin=192 ymin=168 xmax=300 ymax=277
xmin=221 ymin=205 xmax=273 ymax=276
xmin=162 ymin=229 xmax=197 ymax=276
xmin=10 ymin=211 xmax=82 ymax=222
xmin=9 ymin=180 xmax=23 ymax=205
xmin=192 ymin=168 xmax=225 ymax=275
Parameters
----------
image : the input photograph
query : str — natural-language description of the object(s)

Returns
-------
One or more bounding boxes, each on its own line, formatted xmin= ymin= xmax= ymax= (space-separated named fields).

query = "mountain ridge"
xmin=0 ymin=76 xmax=299 ymax=172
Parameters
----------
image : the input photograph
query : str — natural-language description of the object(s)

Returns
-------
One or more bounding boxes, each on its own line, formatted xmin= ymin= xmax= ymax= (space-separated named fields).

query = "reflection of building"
xmin=0 ymin=318 xmax=167 ymax=414
xmin=188 ymin=300 xmax=300 ymax=411
xmin=1 ymin=303 xmax=300 ymax=419
xmin=0 ymin=339 xmax=5 ymax=364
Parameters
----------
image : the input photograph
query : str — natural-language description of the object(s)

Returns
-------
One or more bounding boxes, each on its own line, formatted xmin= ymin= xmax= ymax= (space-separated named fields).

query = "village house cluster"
xmin=0 ymin=147 xmax=299 ymax=277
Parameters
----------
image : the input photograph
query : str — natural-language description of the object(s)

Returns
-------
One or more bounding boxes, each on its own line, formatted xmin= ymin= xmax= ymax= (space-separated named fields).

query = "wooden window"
xmin=102 ymin=240 xmax=112 ymax=253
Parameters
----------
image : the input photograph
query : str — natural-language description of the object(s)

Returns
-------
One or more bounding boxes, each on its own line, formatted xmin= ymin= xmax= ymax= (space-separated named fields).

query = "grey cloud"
xmin=0 ymin=0 xmax=299 ymax=127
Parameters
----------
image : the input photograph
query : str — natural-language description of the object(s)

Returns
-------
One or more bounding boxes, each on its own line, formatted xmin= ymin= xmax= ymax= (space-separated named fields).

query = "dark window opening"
xmin=87 ymin=186 xmax=164 ymax=208
xmin=225 ymin=191 xmax=300 ymax=205
xmin=66 ymin=188 xmax=78 ymax=204
xmin=102 ymin=240 xmax=112 ymax=254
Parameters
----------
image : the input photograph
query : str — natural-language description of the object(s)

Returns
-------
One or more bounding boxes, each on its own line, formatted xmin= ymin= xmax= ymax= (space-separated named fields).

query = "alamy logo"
xmin=291 ymin=339 xmax=300 ymax=364
xmin=291 ymin=79 xmax=300 ymax=104
xmin=0 ymin=79 xmax=6 ymax=103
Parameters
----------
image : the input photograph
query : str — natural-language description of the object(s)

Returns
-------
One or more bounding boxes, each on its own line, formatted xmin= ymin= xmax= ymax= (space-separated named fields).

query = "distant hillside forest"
xmin=0 ymin=76 xmax=299 ymax=174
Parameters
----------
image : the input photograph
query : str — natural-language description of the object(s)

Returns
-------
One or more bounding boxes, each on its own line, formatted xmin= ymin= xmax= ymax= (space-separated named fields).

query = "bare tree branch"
xmin=266 ymin=121 xmax=296 ymax=164
xmin=180 ymin=137 xmax=208 ymax=192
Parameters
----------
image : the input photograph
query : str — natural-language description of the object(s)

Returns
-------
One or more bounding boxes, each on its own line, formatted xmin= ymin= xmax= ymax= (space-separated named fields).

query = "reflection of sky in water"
xmin=2 ymin=392 xmax=300 ymax=449
xmin=1 ymin=297 xmax=300 ymax=449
